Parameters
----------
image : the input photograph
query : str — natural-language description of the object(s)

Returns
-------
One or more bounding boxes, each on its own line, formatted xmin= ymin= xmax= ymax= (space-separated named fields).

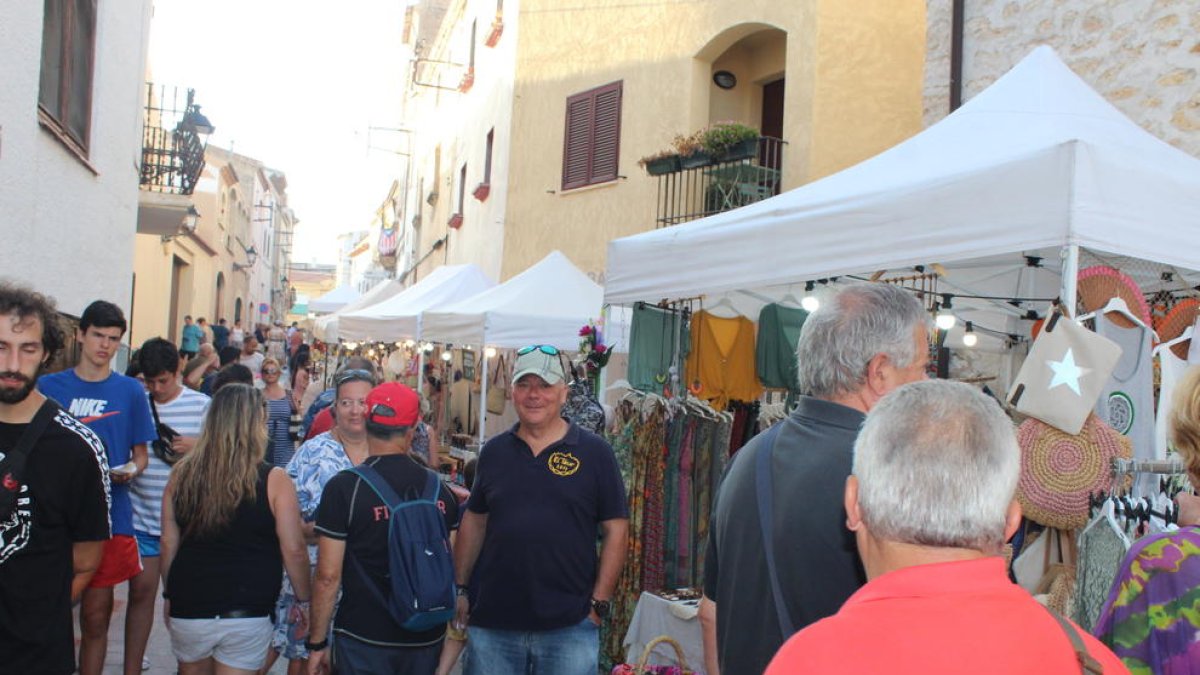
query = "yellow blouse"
xmin=685 ymin=310 xmax=762 ymax=410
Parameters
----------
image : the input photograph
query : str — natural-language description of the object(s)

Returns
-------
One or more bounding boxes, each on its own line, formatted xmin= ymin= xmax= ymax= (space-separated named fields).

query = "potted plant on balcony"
xmin=701 ymin=122 xmax=760 ymax=161
xmin=638 ymin=149 xmax=681 ymax=176
xmin=674 ymin=131 xmax=712 ymax=169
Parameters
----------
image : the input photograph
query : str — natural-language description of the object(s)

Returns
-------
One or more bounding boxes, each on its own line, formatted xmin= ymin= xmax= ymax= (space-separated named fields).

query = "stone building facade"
xmin=925 ymin=0 xmax=1199 ymax=155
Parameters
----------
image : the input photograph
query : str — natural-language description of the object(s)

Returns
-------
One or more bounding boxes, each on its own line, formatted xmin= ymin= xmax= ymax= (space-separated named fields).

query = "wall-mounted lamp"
xmin=161 ymin=205 xmax=200 ymax=243
xmin=232 ymin=244 xmax=258 ymax=271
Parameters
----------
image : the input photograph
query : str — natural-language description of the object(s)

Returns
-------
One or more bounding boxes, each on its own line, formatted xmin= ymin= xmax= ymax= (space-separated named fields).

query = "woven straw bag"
xmin=611 ymin=636 xmax=694 ymax=675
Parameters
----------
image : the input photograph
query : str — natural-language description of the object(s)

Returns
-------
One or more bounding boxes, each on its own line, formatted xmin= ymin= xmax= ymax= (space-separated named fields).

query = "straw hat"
xmin=1156 ymin=298 xmax=1199 ymax=360
xmin=1076 ymin=266 xmax=1151 ymax=329
xmin=1016 ymin=414 xmax=1132 ymax=530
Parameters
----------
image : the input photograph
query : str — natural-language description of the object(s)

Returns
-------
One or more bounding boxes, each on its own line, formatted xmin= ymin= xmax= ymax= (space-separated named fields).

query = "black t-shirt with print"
xmin=314 ymin=454 xmax=459 ymax=647
xmin=0 ymin=408 xmax=110 ymax=675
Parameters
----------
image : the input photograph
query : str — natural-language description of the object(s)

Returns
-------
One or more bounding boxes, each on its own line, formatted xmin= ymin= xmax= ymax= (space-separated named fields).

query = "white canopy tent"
xmin=422 ymin=251 xmax=623 ymax=444
xmin=308 ymin=284 xmax=362 ymax=314
xmin=313 ymin=278 xmax=406 ymax=343
xmin=420 ymin=251 xmax=610 ymax=349
xmin=337 ymin=264 xmax=494 ymax=343
xmin=604 ymin=46 xmax=1200 ymax=334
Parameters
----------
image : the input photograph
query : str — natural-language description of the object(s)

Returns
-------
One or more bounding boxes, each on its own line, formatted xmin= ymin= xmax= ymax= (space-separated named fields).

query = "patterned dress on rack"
xmin=1093 ymin=526 xmax=1200 ymax=674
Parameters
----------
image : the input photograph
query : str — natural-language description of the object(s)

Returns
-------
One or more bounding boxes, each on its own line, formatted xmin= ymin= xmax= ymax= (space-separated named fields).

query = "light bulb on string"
xmin=484 ymin=346 xmax=497 ymax=359
xmin=441 ymin=350 xmax=452 ymax=362
xmin=962 ymin=321 xmax=978 ymax=347
xmin=935 ymin=294 xmax=957 ymax=331
xmin=801 ymin=281 xmax=820 ymax=312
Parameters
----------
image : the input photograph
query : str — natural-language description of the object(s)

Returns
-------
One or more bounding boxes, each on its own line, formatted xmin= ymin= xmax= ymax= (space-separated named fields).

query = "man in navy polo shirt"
xmin=453 ymin=345 xmax=628 ymax=675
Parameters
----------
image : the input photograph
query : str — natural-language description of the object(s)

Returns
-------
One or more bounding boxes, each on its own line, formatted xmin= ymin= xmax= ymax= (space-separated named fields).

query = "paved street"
xmin=81 ymin=582 xmax=287 ymax=675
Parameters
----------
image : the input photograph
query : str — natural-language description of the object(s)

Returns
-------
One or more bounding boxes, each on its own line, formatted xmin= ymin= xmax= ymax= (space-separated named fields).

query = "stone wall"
xmin=925 ymin=0 xmax=1200 ymax=155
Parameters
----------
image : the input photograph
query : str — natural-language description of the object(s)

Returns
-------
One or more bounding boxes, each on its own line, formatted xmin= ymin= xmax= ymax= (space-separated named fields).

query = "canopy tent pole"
xmin=478 ymin=349 xmax=489 ymax=447
xmin=1060 ymin=244 xmax=1079 ymax=318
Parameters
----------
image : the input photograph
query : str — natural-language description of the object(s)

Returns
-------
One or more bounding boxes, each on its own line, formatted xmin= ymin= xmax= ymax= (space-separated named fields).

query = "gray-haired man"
xmin=701 ymin=283 xmax=929 ymax=675
xmin=766 ymin=380 xmax=1127 ymax=673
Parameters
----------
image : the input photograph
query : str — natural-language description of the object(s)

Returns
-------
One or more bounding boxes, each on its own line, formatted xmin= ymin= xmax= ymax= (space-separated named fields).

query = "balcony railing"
xmin=654 ymin=136 xmax=785 ymax=228
xmin=139 ymin=84 xmax=212 ymax=196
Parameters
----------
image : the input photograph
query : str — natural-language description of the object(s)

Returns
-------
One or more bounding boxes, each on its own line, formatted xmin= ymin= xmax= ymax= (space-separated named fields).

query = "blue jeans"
xmin=464 ymin=617 xmax=599 ymax=675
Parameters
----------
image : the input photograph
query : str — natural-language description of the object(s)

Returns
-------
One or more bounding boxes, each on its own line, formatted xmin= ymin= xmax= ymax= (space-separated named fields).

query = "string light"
xmin=801 ymin=280 xmax=820 ymax=312
xmin=440 ymin=350 xmax=452 ymax=362
xmin=404 ymin=339 xmax=416 ymax=348
xmin=935 ymin=294 xmax=957 ymax=331
xmin=484 ymin=346 xmax=497 ymax=359
xmin=962 ymin=321 xmax=978 ymax=347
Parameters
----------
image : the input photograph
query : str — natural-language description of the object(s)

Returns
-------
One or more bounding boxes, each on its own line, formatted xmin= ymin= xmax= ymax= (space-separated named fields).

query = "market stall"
xmin=313 ymin=277 xmax=406 ymax=343
xmin=598 ymin=46 xmax=1200 ymax=671
xmin=308 ymin=283 xmax=362 ymax=314
xmin=336 ymin=263 xmax=494 ymax=342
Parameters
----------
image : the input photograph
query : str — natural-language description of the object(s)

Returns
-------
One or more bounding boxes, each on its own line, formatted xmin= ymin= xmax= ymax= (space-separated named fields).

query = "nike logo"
xmin=79 ymin=411 xmax=121 ymax=424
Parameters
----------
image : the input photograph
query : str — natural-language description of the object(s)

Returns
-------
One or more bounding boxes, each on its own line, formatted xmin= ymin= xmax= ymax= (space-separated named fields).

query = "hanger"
xmin=705 ymin=296 xmax=740 ymax=318
xmin=777 ymin=290 xmax=802 ymax=309
xmin=1153 ymin=325 xmax=1193 ymax=356
xmin=1076 ymin=296 xmax=1150 ymax=331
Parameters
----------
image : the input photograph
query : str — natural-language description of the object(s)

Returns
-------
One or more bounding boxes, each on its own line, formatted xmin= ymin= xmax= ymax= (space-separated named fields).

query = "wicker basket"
xmin=611 ymin=635 xmax=694 ymax=675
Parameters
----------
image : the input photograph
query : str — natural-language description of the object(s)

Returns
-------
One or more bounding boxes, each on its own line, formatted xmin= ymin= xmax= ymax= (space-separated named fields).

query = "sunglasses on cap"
xmin=517 ymin=345 xmax=559 ymax=356
xmin=369 ymin=403 xmax=395 ymax=418
xmin=335 ymin=368 xmax=375 ymax=385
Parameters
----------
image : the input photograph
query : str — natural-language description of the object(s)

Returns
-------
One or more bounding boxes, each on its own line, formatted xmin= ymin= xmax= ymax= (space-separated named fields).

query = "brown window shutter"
xmin=562 ymin=80 xmax=622 ymax=190
xmin=590 ymin=83 xmax=622 ymax=183
xmin=562 ymin=94 xmax=593 ymax=190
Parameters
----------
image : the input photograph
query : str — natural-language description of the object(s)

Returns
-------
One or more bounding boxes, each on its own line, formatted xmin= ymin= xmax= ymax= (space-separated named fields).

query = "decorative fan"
xmin=1076 ymin=266 xmax=1152 ymax=329
xmin=1156 ymin=298 xmax=1199 ymax=360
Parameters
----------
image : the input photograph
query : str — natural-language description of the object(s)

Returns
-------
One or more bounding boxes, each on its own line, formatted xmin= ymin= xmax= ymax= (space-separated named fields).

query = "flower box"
xmin=680 ymin=151 xmax=713 ymax=169
xmin=642 ymin=155 xmax=681 ymax=176
xmin=719 ymin=137 xmax=759 ymax=162
xmin=458 ymin=68 xmax=475 ymax=93
xmin=472 ymin=183 xmax=491 ymax=201
xmin=448 ymin=213 xmax=463 ymax=229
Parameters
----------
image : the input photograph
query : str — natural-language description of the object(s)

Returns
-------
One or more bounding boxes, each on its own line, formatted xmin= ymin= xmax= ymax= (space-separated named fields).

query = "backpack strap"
xmin=754 ymin=423 xmax=793 ymax=639
xmin=421 ymin=469 xmax=441 ymax=504
xmin=1044 ymin=606 xmax=1105 ymax=675
xmin=8 ymin=398 xmax=60 ymax=461
xmin=348 ymin=463 xmax=403 ymax=510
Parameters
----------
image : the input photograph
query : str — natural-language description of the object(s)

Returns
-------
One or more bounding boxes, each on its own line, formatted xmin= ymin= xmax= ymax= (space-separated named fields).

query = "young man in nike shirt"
xmin=39 ymin=300 xmax=156 ymax=675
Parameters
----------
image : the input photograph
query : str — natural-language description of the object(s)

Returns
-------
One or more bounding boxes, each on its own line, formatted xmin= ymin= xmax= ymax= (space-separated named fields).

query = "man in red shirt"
xmin=766 ymin=380 xmax=1128 ymax=675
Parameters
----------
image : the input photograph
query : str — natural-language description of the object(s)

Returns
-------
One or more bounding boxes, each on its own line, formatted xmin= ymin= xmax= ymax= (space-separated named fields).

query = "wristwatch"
xmin=456 ymin=584 xmax=470 ymax=597
xmin=591 ymin=597 xmax=610 ymax=620
xmin=304 ymin=638 xmax=329 ymax=652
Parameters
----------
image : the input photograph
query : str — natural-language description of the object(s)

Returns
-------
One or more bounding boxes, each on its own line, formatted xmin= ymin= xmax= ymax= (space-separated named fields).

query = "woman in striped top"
xmin=261 ymin=358 xmax=295 ymax=467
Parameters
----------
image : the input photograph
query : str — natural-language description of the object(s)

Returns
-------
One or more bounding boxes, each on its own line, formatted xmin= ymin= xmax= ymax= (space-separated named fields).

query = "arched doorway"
xmin=215 ymin=272 xmax=226 ymax=322
xmin=234 ymin=297 xmax=243 ymax=324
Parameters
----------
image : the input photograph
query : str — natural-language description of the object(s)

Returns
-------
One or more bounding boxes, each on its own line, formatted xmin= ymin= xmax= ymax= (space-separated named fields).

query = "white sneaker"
xmin=142 ymin=657 xmax=150 ymax=671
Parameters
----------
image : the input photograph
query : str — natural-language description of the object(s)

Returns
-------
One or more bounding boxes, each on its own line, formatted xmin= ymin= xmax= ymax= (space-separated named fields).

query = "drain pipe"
xmin=950 ymin=0 xmax=965 ymax=111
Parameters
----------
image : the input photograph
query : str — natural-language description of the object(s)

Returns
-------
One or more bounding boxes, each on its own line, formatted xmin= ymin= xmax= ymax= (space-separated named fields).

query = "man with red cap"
xmin=308 ymin=382 xmax=460 ymax=674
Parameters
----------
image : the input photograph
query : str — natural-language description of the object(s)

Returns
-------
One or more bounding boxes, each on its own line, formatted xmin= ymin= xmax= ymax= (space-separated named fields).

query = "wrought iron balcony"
xmin=653 ymin=136 xmax=785 ymax=228
xmin=139 ymin=84 xmax=213 ymax=196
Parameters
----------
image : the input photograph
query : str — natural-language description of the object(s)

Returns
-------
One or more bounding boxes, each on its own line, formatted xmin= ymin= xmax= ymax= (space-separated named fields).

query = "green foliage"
xmin=700 ymin=121 xmax=759 ymax=155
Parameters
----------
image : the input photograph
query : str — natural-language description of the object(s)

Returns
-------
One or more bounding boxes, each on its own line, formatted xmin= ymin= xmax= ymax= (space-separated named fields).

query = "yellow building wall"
xmin=501 ymin=0 xmax=926 ymax=282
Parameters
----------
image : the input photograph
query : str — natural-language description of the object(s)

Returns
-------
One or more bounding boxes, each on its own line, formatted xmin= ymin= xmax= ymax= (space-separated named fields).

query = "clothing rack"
xmin=1111 ymin=457 xmax=1185 ymax=476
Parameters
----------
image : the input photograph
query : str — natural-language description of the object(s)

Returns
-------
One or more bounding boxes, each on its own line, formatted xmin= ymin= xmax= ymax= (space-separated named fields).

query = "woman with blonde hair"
xmin=262 ymin=357 xmax=296 ymax=467
xmin=160 ymin=384 xmax=311 ymax=674
xmin=1093 ymin=366 xmax=1200 ymax=673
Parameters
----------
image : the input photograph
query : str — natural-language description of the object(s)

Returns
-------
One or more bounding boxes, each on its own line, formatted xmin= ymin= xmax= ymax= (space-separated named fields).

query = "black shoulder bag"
xmin=754 ymin=422 xmax=793 ymax=639
xmin=149 ymin=397 xmax=181 ymax=465
xmin=0 ymin=398 xmax=60 ymax=522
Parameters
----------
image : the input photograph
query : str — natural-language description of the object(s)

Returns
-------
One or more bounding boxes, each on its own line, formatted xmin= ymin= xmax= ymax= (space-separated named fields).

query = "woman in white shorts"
xmin=160 ymin=384 xmax=312 ymax=673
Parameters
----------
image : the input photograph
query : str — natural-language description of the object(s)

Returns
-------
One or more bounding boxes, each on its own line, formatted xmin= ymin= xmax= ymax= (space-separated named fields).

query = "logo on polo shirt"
xmin=547 ymin=451 xmax=580 ymax=477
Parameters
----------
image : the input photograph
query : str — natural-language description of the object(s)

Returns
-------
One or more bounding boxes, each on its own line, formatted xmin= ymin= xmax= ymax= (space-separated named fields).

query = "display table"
xmin=622 ymin=591 xmax=706 ymax=674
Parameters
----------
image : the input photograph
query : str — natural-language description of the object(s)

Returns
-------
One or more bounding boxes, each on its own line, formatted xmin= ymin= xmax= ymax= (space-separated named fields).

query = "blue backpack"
xmin=347 ymin=464 xmax=456 ymax=632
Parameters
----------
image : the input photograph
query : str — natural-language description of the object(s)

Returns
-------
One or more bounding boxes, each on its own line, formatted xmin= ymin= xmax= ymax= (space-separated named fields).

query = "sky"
xmin=148 ymin=1 xmax=410 ymax=264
